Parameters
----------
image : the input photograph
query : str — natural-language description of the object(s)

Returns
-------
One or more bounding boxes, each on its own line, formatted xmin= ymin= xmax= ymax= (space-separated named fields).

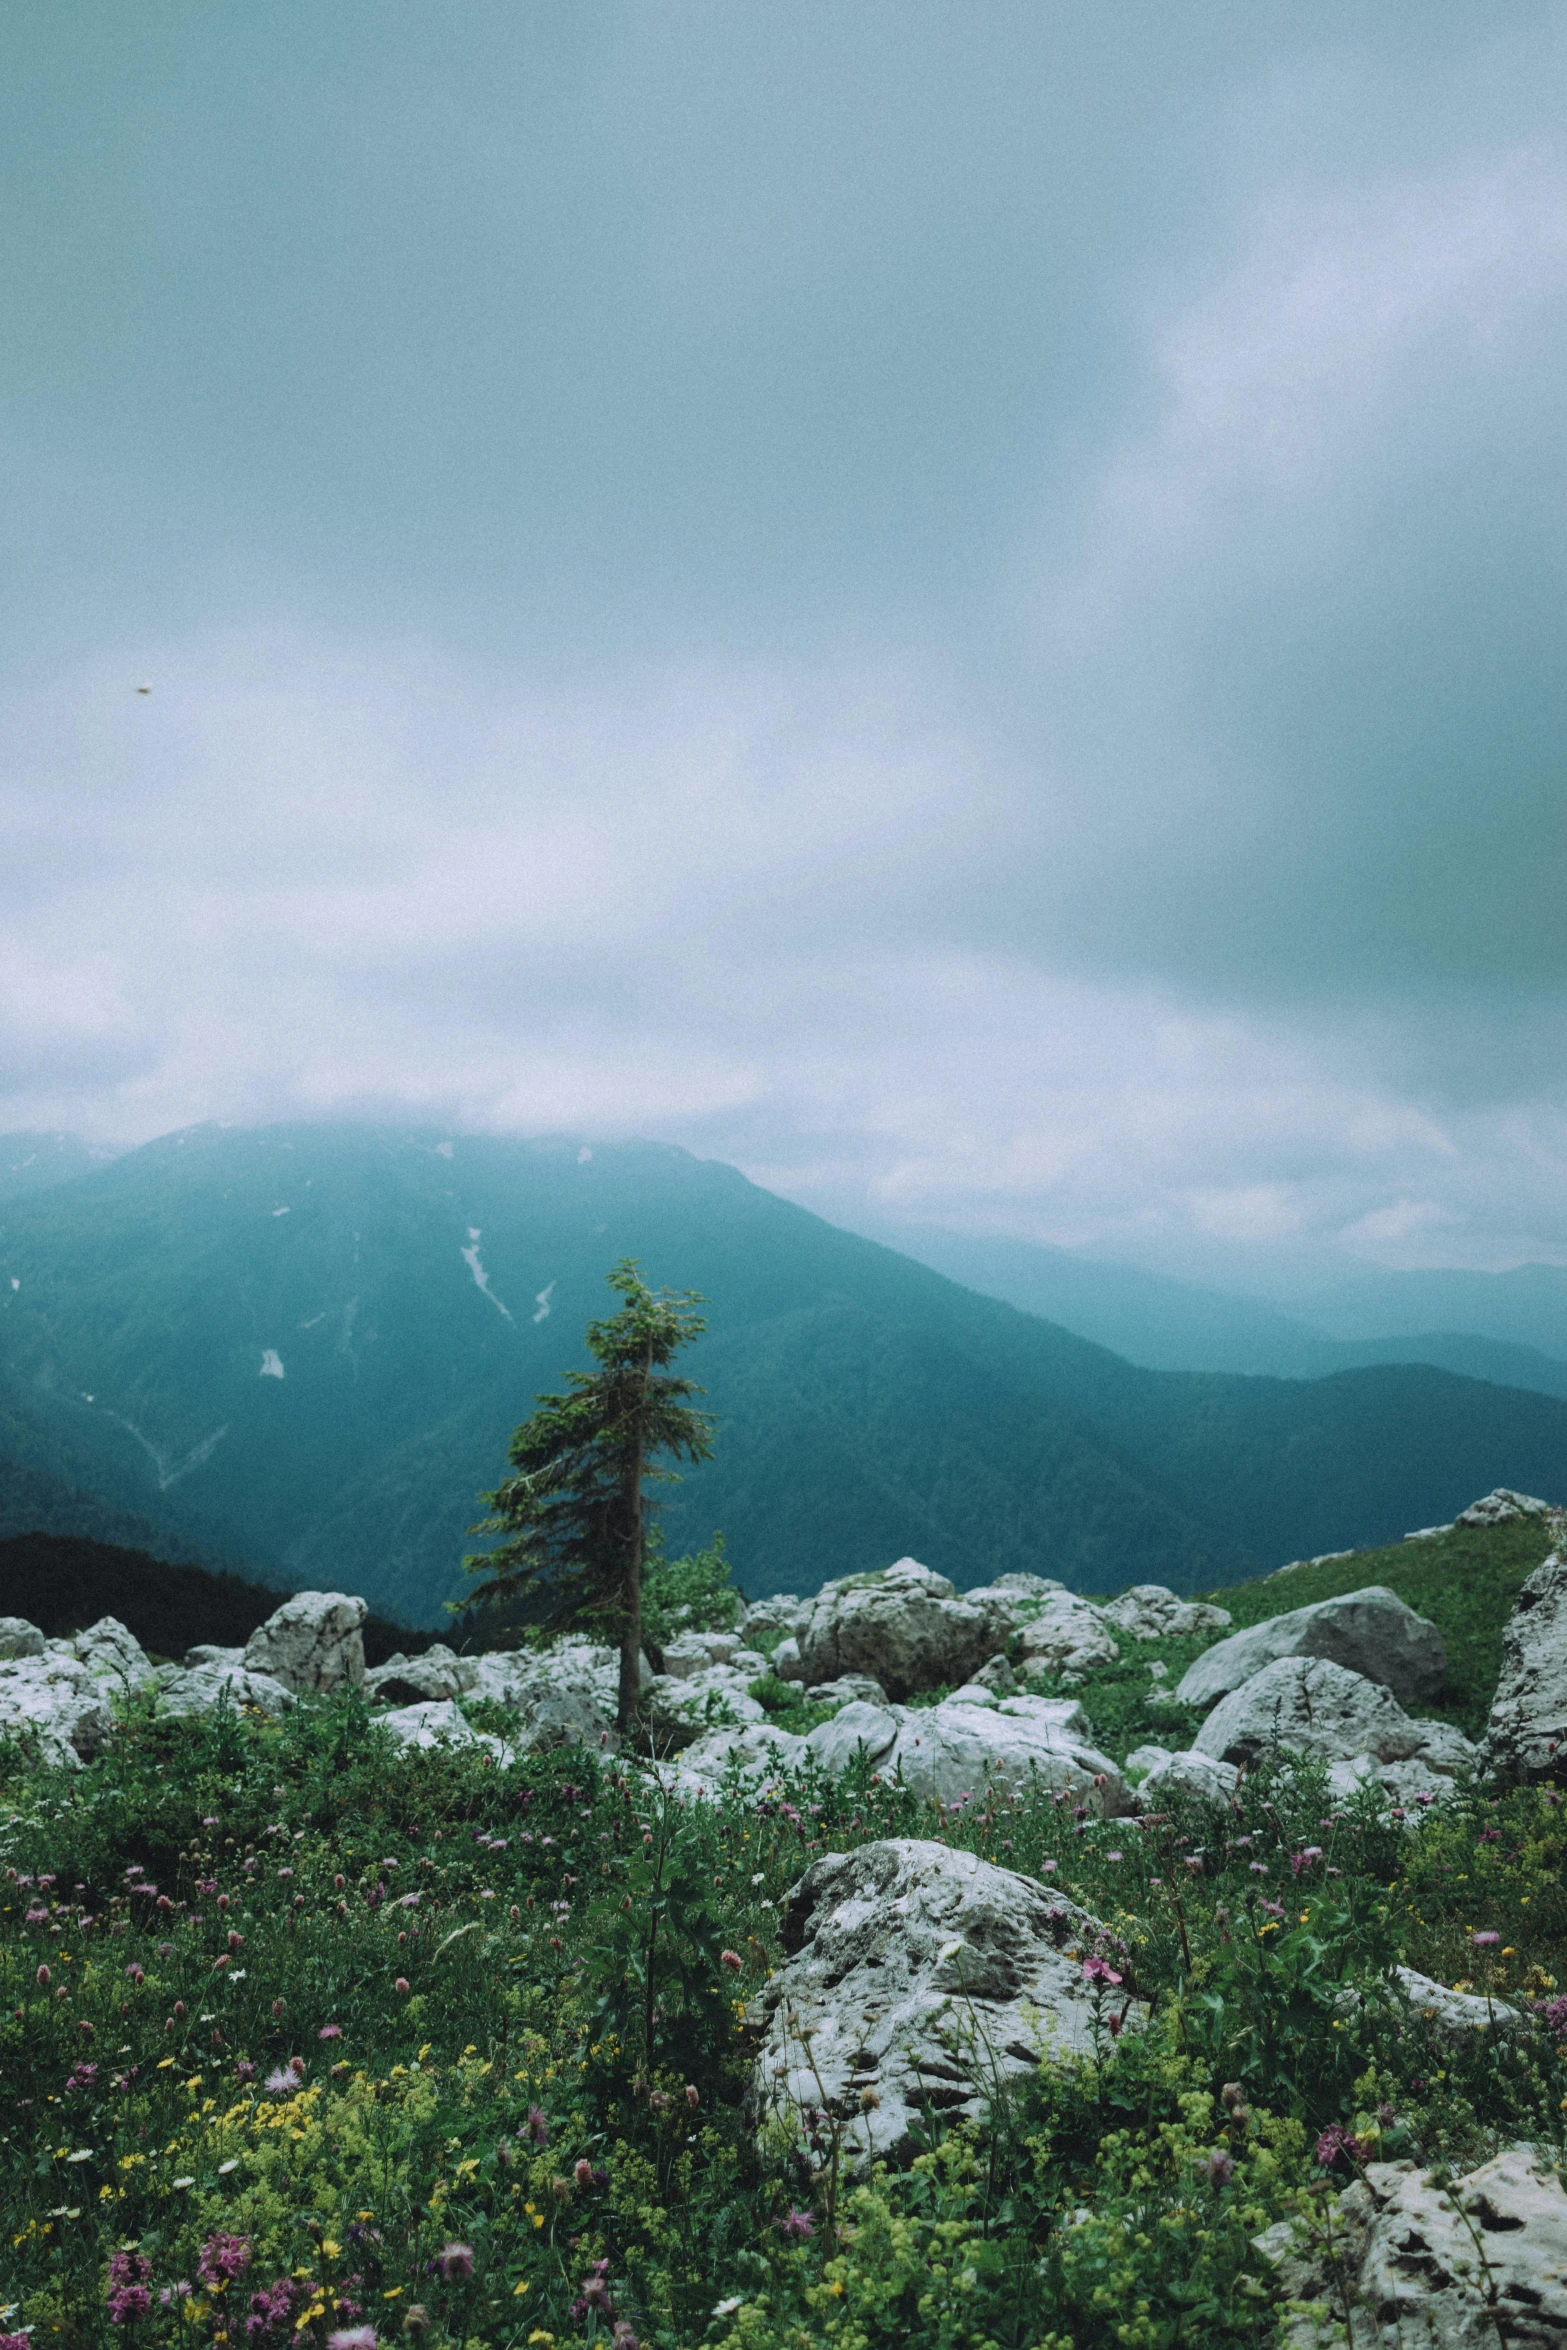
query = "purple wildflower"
xmin=1315 ymin=2124 xmax=1368 ymax=2171
xmin=1471 ymin=1930 xmax=1502 ymax=1948
xmin=1203 ymin=2146 xmax=1234 ymax=2187
xmin=198 ymin=2232 xmax=253 ymax=2287
xmin=318 ymin=2023 xmax=343 ymax=2041
xmin=264 ymin=2066 xmax=297 ymax=2094
xmin=525 ymin=2103 xmax=549 ymax=2145
xmin=326 ymin=2332 xmax=378 ymax=2350
xmin=436 ymin=2243 xmax=473 ymax=2281
xmin=780 ymin=2208 xmax=815 ymax=2240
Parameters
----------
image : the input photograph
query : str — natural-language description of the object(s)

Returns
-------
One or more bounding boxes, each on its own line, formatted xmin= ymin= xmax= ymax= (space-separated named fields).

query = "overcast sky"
xmin=5 ymin=2 xmax=1567 ymax=1290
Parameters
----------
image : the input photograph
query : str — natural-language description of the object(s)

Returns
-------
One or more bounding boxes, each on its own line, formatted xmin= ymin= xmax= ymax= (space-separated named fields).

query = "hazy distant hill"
xmin=0 ymin=1133 xmax=116 ymax=1206
xmin=870 ymin=1223 xmax=1567 ymax=1398
xmin=1 ymin=1123 xmax=1564 ymax=1623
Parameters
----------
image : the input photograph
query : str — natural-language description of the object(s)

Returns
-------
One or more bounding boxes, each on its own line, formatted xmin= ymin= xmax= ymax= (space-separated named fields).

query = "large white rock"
xmin=748 ymin=1840 xmax=1143 ymax=2170
xmin=803 ymin=1692 xmax=1131 ymax=1812
xmin=71 ymin=1616 xmax=154 ymax=1697
xmin=1193 ymin=1655 xmax=1473 ymax=1774
xmin=1100 ymin=1585 xmax=1233 ymax=1640
xmin=1486 ymin=1550 xmax=1567 ymax=1782
xmin=664 ymin=1721 xmax=808 ymax=1798
xmin=0 ymin=1651 xmax=114 ymax=1768
xmin=244 ymin=1591 xmax=367 ymax=1696
xmin=1259 ymin=2145 xmax=1567 ymax=2349
xmin=366 ymin=1644 xmax=481 ymax=1705
xmin=1175 ymin=1586 xmax=1446 ymax=1710
xmin=796 ymin=1560 xmax=1007 ymax=1700
xmin=659 ymin=1630 xmax=757 ymax=1678
xmin=0 ymin=1617 xmax=46 ymax=1660
xmin=157 ymin=1660 xmax=297 ymax=1719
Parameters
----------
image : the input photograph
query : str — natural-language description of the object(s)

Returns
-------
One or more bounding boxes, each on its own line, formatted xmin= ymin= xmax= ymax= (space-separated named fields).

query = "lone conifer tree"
xmin=462 ymin=1261 xmax=713 ymax=1729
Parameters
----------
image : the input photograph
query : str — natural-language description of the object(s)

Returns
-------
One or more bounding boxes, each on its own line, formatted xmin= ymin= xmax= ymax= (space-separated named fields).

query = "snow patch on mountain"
xmin=461 ymin=1229 xmax=515 ymax=1322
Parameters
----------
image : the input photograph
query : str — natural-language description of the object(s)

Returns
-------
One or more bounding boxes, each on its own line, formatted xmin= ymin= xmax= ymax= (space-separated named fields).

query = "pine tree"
xmin=461 ymin=1260 xmax=714 ymax=1728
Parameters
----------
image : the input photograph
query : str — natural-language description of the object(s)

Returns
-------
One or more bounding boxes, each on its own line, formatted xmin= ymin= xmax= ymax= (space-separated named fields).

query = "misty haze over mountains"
xmin=1 ymin=1123 xmax=1565 ymax=1627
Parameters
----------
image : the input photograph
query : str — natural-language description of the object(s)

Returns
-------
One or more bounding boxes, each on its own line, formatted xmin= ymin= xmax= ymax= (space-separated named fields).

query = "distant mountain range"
xmin=859 ymin=1224 xmax=1567 ymax=1397
xmin=1 ymin=1123 xmax=1564 ymax=1624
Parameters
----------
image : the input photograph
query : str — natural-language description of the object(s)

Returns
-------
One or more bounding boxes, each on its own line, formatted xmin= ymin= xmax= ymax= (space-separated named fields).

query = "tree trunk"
xmin=616 ymin=1358 xmax=650 ymax=1733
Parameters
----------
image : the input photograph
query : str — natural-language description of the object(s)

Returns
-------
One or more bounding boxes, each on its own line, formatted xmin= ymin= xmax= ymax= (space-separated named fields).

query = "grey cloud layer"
xmin=3 ymin=4 xmax=1566 ymax=1277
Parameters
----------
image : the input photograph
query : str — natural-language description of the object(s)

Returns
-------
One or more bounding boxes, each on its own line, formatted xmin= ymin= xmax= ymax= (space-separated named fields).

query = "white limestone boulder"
xmin=1192 ymin=1655 xmax=1474 ymax=1775
xmin=1015 ymin=1591 xmax=1120 ymax=1677
xmin=642 ymin=1664 xmax=766 ymax=1747
xmin=804 ymin=1673 xmax=887 ymax=1707
xmin=0 ymin=1617 xmax=46 ymax=1660
xmin=157 ymin=1660 xmax=296 ymax=1720
xmin=1485 ymin=1549 xmax=1567 ymax=1782
xmin=377 ymin=1697 xmax=509 ymax=1760
xmin=803 ymin=1691 xmax=1131 ymax=1812
xmin=183 ymin=1643 xmax=245 ymax=1669
xmin=768 ymin=1637 xmax=806 ymax=1682
xmin=1136 ymin=1748 xmax=1240 ymax=1814
xmin=1125 ymin=1742 xmax=1174 ymax=1777
xmin=366 ymin=1644 xmax=481 ymax=1705
xmin=796 ymin=1559 xmax=1007 ymax=1700
xmin=243 ymin=1590 xmax=366 ymax=1696
xmin=1259 ymin=2145 xmax=1567 ymax=2349
xmin=748 ymin=1840 xmax=1144 ymax=2170
xmin=1458 ymin=1487 xmax=1557 ymax=1527
xmin=659 ymin=1629 xmax=757 ymax=1677
xmin=739 ymin=1594 xmax=805 ymax=1644
xmin=1101 ymin=1585 xmax=1233 ymax=1640
xmin=463 ymin=1638 xmax=626 ymax=1751
xmin=0 ymin=1651 xmax=114 ymax=1768
xmin=664 ymin=1721 xmax=808 ymax=1798
xmin=1175 ymin=1586 xmax=1445 ymax=1711
xmin=71 ymin=1616 xmax=155 ymax=1698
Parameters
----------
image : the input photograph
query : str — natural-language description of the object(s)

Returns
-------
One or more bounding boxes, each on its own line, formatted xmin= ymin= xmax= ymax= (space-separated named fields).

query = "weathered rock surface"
xmin=0 ymin=1650 xmax=114 ymax=1768
xmin=1101 ymin=1585 xmax=1233 ymax=1640
xmin=660 ymin=1630 xmax=760 ymax=1678
xmin=1015 ymin=1591 xmax=1120 ymax=1677
xmin=71 ymin=1616 xmax=154 ymax=1697
xmin=1125 ymin=1742 xmax=1173 ymax=1776
xmin=767 ymin=1636 xmax=805 ymax=1681
xmin=183 ymin=1644 xmax=245 ymax=1669
xmin=665 ymin=1721 xmax=808 ymax=1797
xmin=748 ymin=1840 xmax=1142 ymax=2169
xmin=1176 ymin=1586 xmax=1446 ymax=1711
xmin=642 ymin=1665 xmax=766 ymax=1747
xmin=1136 ymin=1747 xmax=1240 ymax=1813
xmin=739 ymin=1594 xmax=804 ymax=1644
xmin=377 ymin=1698 xmax=509 ymax=1760
xmin=1326 ymin=1752 xmax=1469 ymax=1805
xmin=1193 ymin=1656 xmax=1475 ymax=1775
xmin=1458 ymin=1487 xmax=1558 ymax=1527
xmin=1394 ymin=1965 xmax=1521 ymax=2035
xmin=804 ymin=1674 xmax=887 ymax=1707
xmin=243 ymin=1591 xmax=366 ymax=1696
xmin=803 ymin=1692 xmax=1131 ymax=1812
xmin=460 ymin=1638 xmax=629 ymax=1751
xmin=1486 ymin=1550 xmax=1567 ymax=1782
xmin=0 ymin=1616 xmax=46 ymax=1660
xmin=1258 ymin=2144 xmax=1567 ymax=2348
xmin=796 ymin=1560 xmax=1006 ymax=1700
xmin=366 ymin=1645 xmax=481 ymax=1706
xmin=156 ymin=1660 xmax=296 ymax=1720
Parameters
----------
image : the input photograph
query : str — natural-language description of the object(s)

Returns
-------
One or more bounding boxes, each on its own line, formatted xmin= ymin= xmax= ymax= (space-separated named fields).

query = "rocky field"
xmin=2 ymin=1491 xmax=1567 ymax=2347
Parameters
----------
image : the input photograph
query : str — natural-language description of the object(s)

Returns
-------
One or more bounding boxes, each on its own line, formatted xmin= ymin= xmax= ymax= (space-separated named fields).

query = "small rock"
xmin=1457 ymin=1486 xmax=1557 ymax=1527
xmin=804 ymin=1692 xmax=1131 ymax=1811
xmin=1175 ymin=1586 xmax=1445 ymax=1711
xmin=642 ymin=1665 xmax=766 ymax=1748
xmin=739 ymin=1593 xmax=804 ymax=1643
xmin=804 ymin=1674 xmax=887 ymax=1707
xmin=0 ymin=1616 xmax=46 ymax=1660
xmin=244 ymin=1591 xmax=367 ymax=1696
xmin=660 ymin=1629 xmax=748 ymax=1678
xmin=1124 ymin=1743 xmax=1174 ymax=1777
xmin=71 ymin=1616 xmax=154 ymax=1697
xmin=378 ymin=1698 xmax=509 ymax=1761
xmin=972 ymin=1651 xmax=1018 ymax=1695
xmin=183 ymin=1644 xmax=246 ymax=1668
xmin=1136 ymin=1749 xmax=1240 ymax=1814
xmin=366 ymin=1644 xmax=480 ymax=1705
xmin=768 ymin=1635 xmax=806 ymax=1682
xmin=748 ymin=1840 xmax=1143 ymax=2170
xmin=665 ymin=1721 xmax=808 ymax=1798
xmin=1016 ymin=1591 xmax=1120 ymax=1677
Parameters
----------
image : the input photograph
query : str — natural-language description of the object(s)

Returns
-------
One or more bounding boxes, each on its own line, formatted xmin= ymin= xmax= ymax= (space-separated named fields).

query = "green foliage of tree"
xmin=640 ymin=1524 xmax=742 ymax=1649
xmin=461 ymin=1260 xmax=713 ymax=1726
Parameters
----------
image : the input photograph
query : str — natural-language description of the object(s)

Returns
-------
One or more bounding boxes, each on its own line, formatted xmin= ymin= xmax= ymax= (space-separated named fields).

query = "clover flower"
xmin=779 ymin=2209 xmax=815 ymax=2240
xmin=435 ymin=2243 xmax=473 ymax=2280
xmin=326 ymin=2331 xmax=378 ymax=2350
